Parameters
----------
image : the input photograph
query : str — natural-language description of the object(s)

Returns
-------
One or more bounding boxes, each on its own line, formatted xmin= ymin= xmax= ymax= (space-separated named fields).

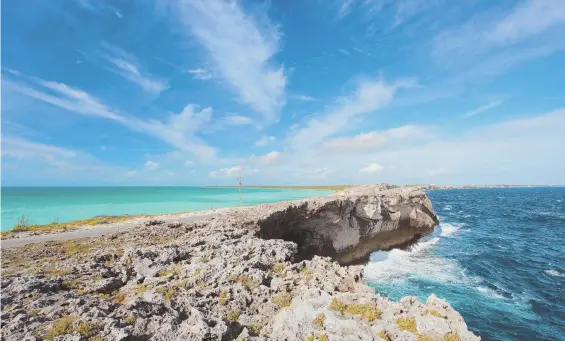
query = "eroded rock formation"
xmin=0 ymin=185 xmax=478 ymax=341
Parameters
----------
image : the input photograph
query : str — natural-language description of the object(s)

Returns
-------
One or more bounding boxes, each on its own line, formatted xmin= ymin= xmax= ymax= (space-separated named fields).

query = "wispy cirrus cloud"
xmin=98 ymin=43 xmax=168 ymax=94
xmin=3 ymin=71 xmax=215 ymax=160
xmin=463 ymin=100 xmax=504 ymax=118
xmin=176 ymin=0 xmax=286 ymax=123
xmin=188 ymin=68 xmax=214 ymax=80
xmin=432 ymin=0 xmax=565 ymax=61
xmin=255 ymin=135 xmax=275 ymax=146
xmin=289 ymin=77 xmax=417 ymax=149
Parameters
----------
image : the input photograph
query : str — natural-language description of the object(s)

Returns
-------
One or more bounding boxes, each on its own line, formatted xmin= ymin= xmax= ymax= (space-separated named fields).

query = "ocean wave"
xmin=439 ymin=223 xmax=462 ymax=237
xmin=476 ymin=286 xmax=506 ymax=299
xmin=545 ymin=269 xmax=565 ymax=277
xmin=443 ymin=205 xmax=452 ymax=211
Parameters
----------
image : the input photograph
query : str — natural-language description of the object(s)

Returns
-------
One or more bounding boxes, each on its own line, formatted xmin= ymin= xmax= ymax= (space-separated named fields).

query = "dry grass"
xmin=45 ymin=267 xmax=73 ymax=277
xmin=75 ymin=321 xmax=104 ymax=339
xmin=443 ymin=333 xmax=461 ymax=341
xmin=272 ymin=292 xmax=293 ymax=308
xmin=378 ymin=330 xmax=391 ymax=341
xmin=422 ymin=309 xmax=442 ymax=317
xmin=247 ymin=322 xmax=264 ymax=336
xmin=329 ymin=298 xmax=381 ymax=321
xmin=396 ymin=317 xmax=417 ymax=333
xmin=158 ymin=263 xmax=181 ymax=277
xmin=226 ymin=310 xmax=240 ymax=322
xmin=155 ymin=287 xmax=176 ymax=301
xmin=232 ymin=275 xmax=260 ymax=290
xmin=312 ymin=312 xmax=325 ymax=328
xmin=124 ymin=316 xmax=136 ymax=325
xmin=318 ymin=333 xmax=329 ymax=341
xmin=44 ymin=316 xmax=76 ymax=340
xmin=218 ymin=291 xmax=229 ymax=305
xmin=271 ymin=263 xmax=285 ymax=274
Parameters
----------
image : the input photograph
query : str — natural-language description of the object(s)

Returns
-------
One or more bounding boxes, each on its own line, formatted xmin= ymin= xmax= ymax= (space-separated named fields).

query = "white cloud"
xmin=359 ymin=163 xmax=384 ymax=173
xmin=3 ymin=72 xmax=216 ymax=161
xmin=1 ymin=136 xmax=77 ymax=168
xmin=289 ymin=78 xmax=416 ymax=149
xmin=177 ymin=0 xmax=286 ymax=123
xmin=144 ymin=161 xmax=160 ymax=170
xmin=125 ymin=170 xmax=137 ymax=178
xmin=99 ymin=43 xmax=168 ymax=94
xmin=209 ymin=165 xmax=259 ymax=178
xmin=463 ymin=100 xmax=504 ymax=118
xmin=303 ymin=168 xmax=334 ymax=179
xmin=257 ymin=151 xmax=283 ymax=164
xmin=433 ymin=1 xmax=565 ymax=60
xmin=188 ymin=68 xmax=214 ymax=80
xmin=224 ymin=115 xmax=254 ymax=126
xmin=255 ymin=135 xmax=276 ymax=146
xmin=337 ymin=49 xmax=350 ymax=56
xmin=324 ymin=125 xmax=429 ymax=152
xmin=184 ymin=160 xmax=193 ymax=167
xmin=205 ymin=114 xmax=255 ymax=132
xmin=293 ymin=94 xmax=316 ymax=101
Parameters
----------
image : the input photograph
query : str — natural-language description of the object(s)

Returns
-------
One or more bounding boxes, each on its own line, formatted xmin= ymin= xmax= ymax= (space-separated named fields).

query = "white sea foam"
xmin=443 ymin=205 xmax=452 ymax=211
xmin=439 ymin=223 xmax=461 ymax=237
xmin=476 ymin=286 xmax=506 ymax=299
xmin=545 ymin=269 xmax=565 ymax=277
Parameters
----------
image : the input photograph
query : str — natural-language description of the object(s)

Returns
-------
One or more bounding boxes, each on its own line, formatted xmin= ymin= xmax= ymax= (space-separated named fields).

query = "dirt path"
xmin=1 ymin=211 xmax=223 ymax=249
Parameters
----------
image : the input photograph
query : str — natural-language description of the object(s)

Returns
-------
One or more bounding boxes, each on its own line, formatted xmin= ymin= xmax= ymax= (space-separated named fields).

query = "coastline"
xmin=0 ymin=184 xmax=480 ymax=341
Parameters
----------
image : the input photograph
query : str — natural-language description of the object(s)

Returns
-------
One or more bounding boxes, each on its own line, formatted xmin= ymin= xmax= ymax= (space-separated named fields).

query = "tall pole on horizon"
xmin=238 ymin=176 xmax=243 ymax=206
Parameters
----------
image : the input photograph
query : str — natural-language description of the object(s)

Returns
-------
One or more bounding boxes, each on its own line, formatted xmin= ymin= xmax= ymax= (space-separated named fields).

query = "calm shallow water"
xmin=0 ymin=187 xmax=331 ymax=231
xmin=365 ymin=187 xmax=565 ymax=340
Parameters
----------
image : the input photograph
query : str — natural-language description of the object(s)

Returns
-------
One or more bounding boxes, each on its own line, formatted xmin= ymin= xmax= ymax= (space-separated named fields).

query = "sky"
xmin=1 ymin=0 xmax=564 ymax=186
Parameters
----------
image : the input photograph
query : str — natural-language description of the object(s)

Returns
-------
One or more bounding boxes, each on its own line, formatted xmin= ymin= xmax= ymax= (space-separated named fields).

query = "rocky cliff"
xmin=0 ymin=185 xmax=478 ymax=341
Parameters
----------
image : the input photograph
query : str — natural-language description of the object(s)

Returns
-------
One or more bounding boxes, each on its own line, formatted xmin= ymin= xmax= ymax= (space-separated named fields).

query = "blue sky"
xmin=1 ymin=0 xmax=564 ymax=186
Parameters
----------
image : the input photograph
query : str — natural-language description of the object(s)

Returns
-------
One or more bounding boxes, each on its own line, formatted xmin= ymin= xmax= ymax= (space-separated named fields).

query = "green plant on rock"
xmin=159 ymin=263 xmax=181 ymax=277
xmin=417 ymin=334 xmax=435 ymax=341
xmin=155 ymin=287 xmax=176 ymax=301
xmin=199 ymin=256 xmax=210 ymax=263
xmin=318 ymin=333 xmax=329 ymax=341
xmin=396 ymin=317 xmax=417 ymax=333
xmin=301 ymin=267 xmax=313 ymax=281
xmin=28 ymin=308 xmax=41 ymax=317
xmin=329 ymin=298 xmax=381 ymax=321
xmin=272 ymin=263 xmax=285 ymax=274
xmin=45 ymin=267 xmax=73 ymax=277
xmin=312 ymin=312 xmax=325 ymax=328
xmin=422 ymin=309 xmax=442 ymax=317
xmin=226 ymin=310 xmax=240 ymax=322
xmin=271 ymin=292 xmax=293 ymax=308
xmin=233 ymin=275 xmax=259 ymax=290
xmin=378 ymin=330 xmax=391 ymax=341
xmin=443 ymin=333 xmax=461 ymax=341
xmin=75 ymin=321 xmax=103 ymax=339
xmin=306 ymin=335 xmax=315 ymax=341
xmin=23 ymin=296 xmax=37 ymax=304
xmin=44 ymin=316 xmax=76 ymax=340
xmin=247 ymin=322 xmax=264 ymax=336
xmin=124 ymin=316 xmax=136 ymax=325
xmin=218 ymin=291 xmax=229 ymax=305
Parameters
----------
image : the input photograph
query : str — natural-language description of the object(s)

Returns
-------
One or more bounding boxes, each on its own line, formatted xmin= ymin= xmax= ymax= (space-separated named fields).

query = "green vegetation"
xmin=28 ymin=309 xmax=41 ymax=317
xmin=7 ymin=214 xmax=147 ymax=235
xmin=218 ymin=291 xmax=229 ymax=305
xmin=159 ymin=263 xmax=181 ymax=277
xmin=113 ymin=292 xmax=127 ymax=304
xmin=44 ymin=316 xmax=76 ymax=340
xmin=89 ymin=336 xmax=104 ymax=341
xmin=124 ymin=316 xmax=136 ymax=325
xmin=75 ymin=321 xmax=103 ymax=339
xmin=329 ymin=298 xmax=381 ymax=321
xmin=396 ymin=317 xmax=417 ymax=333
xmin=378 ymin=330 xmax=391 ymax=341
xmin=232 ymin=275 xmax=260 ymax=290
xmin=306 ymin=335 xmax=315 ymax=341
xmin=312 ymin=312 xmax=325 ymax=328
xmin=62 ymin=279 xmax=80 ymax=290
xmin=135 ymin=284 xmax=148 ymax=295
xmin=156 ymin=287 xmax=176 ymax=301
xmin=422 ymin=309 xmax=442 ymax=317
xmin=45 ymin=267 xmax=73 ymax=277
xmin=199 ymin=256 xmax=211 ymax=263
xmin=301 ymin=267 xmax=313 ymax=281
xmin=271 ymin=263 xmax=285 ymax=274
xmin=247 ymin=322 xmax=264 ymax=336
xmin=226 ymin=310 xmax=240 ymax=322
xmin=318 ymin=333 xmax=329 ymax=341
xmin=272 ymin=292 xmax=293 ymax=308
xmin=23 ymin=296 xmax=37 ymax=304
xmin=443 ymin=333 xmax=461 ymax=341
xmin=194 ymin=268 xmax=202 ymax=276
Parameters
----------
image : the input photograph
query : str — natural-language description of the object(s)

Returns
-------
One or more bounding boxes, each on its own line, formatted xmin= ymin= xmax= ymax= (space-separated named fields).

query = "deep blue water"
xmin=365 ymin=187 xmax=565 ymax=340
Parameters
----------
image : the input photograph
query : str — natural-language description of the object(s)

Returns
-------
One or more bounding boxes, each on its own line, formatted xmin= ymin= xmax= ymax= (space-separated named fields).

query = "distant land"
xmin=205 ymin=184 xmax=563 ymax=191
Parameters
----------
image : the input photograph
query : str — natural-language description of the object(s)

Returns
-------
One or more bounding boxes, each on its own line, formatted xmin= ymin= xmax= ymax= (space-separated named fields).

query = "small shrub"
xmin=23 ymin=296 xmax=37 ymax=304
xmin=89 ymin=336 xmax=104 ymax=341
xmin=247 ymin=322 xmax=264 ymax=336
xmin=226 ymin=310 xmax=240 ymax=322
xmin=64 ymin=241 xmax=91 ymax=257
xmin=306 ymin=335 xmax=315 ymax=341
xmin=318 ymin=333 xmax=329 ymax=341
xmin=418 ymin=334 xmax=435 ymax=341
xmin=443 ymin=333 xmax=461 ymax=341
xmin=378 ymin=330 xmax=391 ymax=341
xmin=93 ymin=274 xmax=102 ymax=281
xmin=312 ymin=312 xmax=325 ymax=328
xmin=159 ymin=263 xmax=181 ymax=277
xmin=272 ymin=263 xmax=285 ymax=274
xmin=329 ymin=298 xmax=381 ymax=321
xmin=44 ymin=316 xmax=75 ymax=340
xmin=113 ymin=292 xmax=126 ymax=304
xmin=194 ymin=268 xmax=201 ymax=276
xmin=233 ymin=275 xmax=259 ymax=290
xmin=75 ymin=321 xmax=103 ymax=339
xmin=423 ymin=309 xmax=442 ymax=317
xmin=63 ymin=279 xmax=80 ymax=290
xmin=28 ymin=309 xmax=41 ymax=317
xmin=15 ymin=214 xmax=30 ymax=229
xmin=219 ymin=291 xmax=229 ymax=305
xmin=301 ymin=267 xmax=313 ymax=281
xmin=272 ymin=293 xmax=292 ymax=308
xmin=396 ymin=317 xmax=417 ymax=333
xmin=124 ymin=316 xmax=136 ymax=325
xmin=199 ymin=256 xmax=210 ymax=263
xmin=135 ymin=284 xmax=148 ymax=295
xmin=45 ymin=267 xmax=73 ymax=277
xmin=156 ymin=287 xmax=176 ymax=301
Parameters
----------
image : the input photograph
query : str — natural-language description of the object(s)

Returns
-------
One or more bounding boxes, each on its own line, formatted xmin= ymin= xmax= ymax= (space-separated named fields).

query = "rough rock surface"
xmin=0 ymin=185 xmax=479 ymax=340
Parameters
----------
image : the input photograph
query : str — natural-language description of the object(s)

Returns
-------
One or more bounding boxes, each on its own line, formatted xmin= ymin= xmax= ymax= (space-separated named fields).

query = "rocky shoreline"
xmin=0 ymin=185 xmax=480 ymax=340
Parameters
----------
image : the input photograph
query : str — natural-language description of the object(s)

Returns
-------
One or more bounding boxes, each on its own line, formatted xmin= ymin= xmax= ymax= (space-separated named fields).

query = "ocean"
xmin=365 ymin=187 xmax=565 ymax=340
xmin=0 ymin=187 xmax=332 ymax=231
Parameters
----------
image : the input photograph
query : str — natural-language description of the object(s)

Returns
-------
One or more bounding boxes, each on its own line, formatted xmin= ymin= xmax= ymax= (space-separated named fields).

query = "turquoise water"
xmin=0 ymin=187 xmax=332 ymax=231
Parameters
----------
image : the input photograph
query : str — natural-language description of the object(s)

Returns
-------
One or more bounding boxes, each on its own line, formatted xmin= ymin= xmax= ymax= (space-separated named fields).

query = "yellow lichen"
xmin=312 ymin=312 xmax=325 ymax=328
xmin=329 ymin=298 xmax=381 ymax=321
xmin=443 ymin=333 xmax=461 ymax=341
xmin=396 ymin=317 xmax=417 ymax=333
